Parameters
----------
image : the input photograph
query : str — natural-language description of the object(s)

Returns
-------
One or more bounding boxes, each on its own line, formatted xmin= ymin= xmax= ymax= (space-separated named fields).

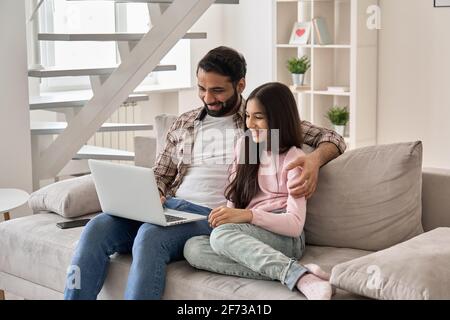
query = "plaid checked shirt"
xmin=154 ymin=99 xmax=347 ymax=197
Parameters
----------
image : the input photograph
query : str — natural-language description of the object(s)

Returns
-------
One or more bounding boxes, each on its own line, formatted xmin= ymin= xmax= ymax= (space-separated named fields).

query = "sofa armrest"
xmin=422 ymin=167 xmax=450 ymax=231
xmin=134 ymin=136 xmax=157 ymax=169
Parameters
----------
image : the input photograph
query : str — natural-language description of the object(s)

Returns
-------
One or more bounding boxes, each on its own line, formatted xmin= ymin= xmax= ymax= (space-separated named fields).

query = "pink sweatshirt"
xmin=228 ymin=145 xmax=306 ymax=238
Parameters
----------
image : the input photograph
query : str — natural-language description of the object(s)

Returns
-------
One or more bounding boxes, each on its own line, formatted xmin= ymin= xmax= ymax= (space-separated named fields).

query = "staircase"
xmin=30 ymin=0 xmax=239 ymax=189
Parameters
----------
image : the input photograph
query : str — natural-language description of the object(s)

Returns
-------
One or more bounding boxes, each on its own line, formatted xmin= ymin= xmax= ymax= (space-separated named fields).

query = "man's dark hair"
xmin=197 ymin=46 xmax=247 ymax=84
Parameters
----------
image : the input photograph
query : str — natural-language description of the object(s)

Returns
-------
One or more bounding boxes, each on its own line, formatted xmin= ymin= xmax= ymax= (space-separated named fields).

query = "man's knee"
xmin=133 ymin=223 xmax=166 ymax=248
xmin=79 ymin=214 xmax=116 ymax=244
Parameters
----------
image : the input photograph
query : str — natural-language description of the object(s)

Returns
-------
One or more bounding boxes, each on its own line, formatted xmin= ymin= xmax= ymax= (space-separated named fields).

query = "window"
xmin=121 ymin=3 xmax=192 ymax=90
xmin=38 ymin=0 xmax=190 ymax=93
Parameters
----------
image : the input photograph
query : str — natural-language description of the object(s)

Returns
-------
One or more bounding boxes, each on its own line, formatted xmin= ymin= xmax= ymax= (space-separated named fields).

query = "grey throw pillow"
xmin=28 ymin=174 xmax=101 ymax=218
xmin=305 ymin=141 xmax=424 ymax=251
xmin=330 ymin=228 xmax=450 ymax=300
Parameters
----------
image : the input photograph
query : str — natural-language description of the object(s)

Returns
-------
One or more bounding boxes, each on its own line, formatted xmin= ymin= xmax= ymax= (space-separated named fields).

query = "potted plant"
xmin=286 ymin=55 xmax=310 ymax=86
xmin=326 ymin=106 xmax=349 ymax=136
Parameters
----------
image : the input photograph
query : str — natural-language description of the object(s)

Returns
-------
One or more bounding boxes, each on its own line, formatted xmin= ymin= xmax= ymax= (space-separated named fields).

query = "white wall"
xmin=190 ymin=5 xmax=225 ymax=82
xmin=378 ymin=0 xmax=450 ymax=169
xmin=222 ymin=0 xmax=273 ymax=97
xmin=0 ymin=0 xmax=33 ymax=217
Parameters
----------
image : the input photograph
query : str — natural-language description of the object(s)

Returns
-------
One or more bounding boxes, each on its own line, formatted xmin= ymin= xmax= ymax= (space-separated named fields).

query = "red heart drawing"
xmin=296 ymin=28 xmax=306 ymax=37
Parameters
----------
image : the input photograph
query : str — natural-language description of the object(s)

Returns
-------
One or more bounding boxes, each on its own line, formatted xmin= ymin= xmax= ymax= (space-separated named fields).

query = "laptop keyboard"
xmin=165 ymin=214 xmax=187 ymax=223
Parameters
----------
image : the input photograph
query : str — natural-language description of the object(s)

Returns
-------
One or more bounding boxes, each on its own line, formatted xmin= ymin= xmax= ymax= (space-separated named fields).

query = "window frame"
xmin=37 ymin=0 xmax=161 ymax=93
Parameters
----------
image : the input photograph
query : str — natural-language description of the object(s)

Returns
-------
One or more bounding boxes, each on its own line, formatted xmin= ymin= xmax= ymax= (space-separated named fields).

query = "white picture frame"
xmin=289 ymin=22 xmax=311 ymax=45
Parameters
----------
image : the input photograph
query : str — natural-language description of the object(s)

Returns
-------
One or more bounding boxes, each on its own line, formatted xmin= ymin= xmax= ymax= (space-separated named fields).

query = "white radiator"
xmin=88 ymin=102 xmax=137 ymax=155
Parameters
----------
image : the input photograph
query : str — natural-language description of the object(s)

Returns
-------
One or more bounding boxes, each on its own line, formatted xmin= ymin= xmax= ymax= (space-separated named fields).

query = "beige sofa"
xmin=1 ymin=117 xmax=449 ymax=300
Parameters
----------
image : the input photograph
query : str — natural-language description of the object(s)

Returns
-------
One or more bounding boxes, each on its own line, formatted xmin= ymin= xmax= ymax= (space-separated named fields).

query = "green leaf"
xmin=326 ymin=106 xmax=349 ymax=125
xmin=286 ymin=55 xmax=310 ymax=74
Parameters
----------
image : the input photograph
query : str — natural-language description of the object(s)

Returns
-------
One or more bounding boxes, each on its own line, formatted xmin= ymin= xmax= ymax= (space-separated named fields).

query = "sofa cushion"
xmin=0 ymin=213 xmax=371 ymax=300
xmin=163 ymin=245 xmax=371 ymax=300
xmin=0 ymin=212 xmax=127 ymax=299
xmin=421 ymin=168 xmax=450 ymax=231
xmin=134 ymin=136 xmax=157 ymax=168
xmin=93 ymin=246 xmax=371 ymax=300
xmin=109 ymin=246 xmax=372 ymax=300
xmin=330 ymin=228 xmax=450 ymax=300
xmin=0 ymin=213 xmax=96 ymax=294
xmin=154 ymin=114 xmax=178 ymax=155
xmin=28 ymin=175 xmax=101 ymax=218
xmin=305 ymin=141 xmax=424 ymax=251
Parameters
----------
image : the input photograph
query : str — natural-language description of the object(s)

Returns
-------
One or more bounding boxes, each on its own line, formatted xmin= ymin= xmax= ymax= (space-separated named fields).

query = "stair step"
xmin=38 ymin=32 xmax=207 ymax=42
xmin=30 ymin=92 xmax=148 ymax=110
xmin=31 ymin=121 xmax=153 ymax=135
xmin=28 ymin=64 xmax=176 ymax=78
xmin=74 ymin=145 xmax=134 ymax=161
xmin=67 ymin=0 xmax=239 ymax=4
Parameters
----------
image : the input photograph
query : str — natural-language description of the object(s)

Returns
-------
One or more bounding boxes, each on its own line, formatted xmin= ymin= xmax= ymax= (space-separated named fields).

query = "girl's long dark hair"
xmin=225 ymin=82 xmax=303 ymax=209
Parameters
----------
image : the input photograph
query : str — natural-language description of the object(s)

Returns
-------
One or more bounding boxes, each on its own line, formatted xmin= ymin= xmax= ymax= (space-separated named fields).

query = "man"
xmin=64 ymin=46 xmax=346 ymax=300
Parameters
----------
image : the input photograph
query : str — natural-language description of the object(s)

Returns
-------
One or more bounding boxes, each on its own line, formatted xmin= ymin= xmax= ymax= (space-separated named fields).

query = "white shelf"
xmin=309 ymin=90 xmax=351 ymax=96
xmin=277 ymin=0 xmax=350 ymax=3
xmin=290 ymin=88 xmax=350 ymax=96
xmin=277 ymin=44 xmax=351 ymax=49
xmin=313 ymin=44 xmax=351 ymax=49
xmin=277 ymin=44 xmax=312 ymax=48
xmin=274 ymin=0 xmax=378 ymax=150
xmin=290 ymin=85 xmax=311 ymax=92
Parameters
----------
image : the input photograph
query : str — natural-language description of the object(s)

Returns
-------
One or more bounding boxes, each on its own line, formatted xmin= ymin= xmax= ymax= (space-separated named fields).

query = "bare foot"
xmin=303 ymin=264 xmax=336 ymax=296
xmin=296 ymin=273 xmax=332 ymax=300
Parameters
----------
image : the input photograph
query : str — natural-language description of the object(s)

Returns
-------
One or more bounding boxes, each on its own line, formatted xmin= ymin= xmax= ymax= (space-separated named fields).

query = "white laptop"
xmin=88 ymin=160 xmax=207 ymax=226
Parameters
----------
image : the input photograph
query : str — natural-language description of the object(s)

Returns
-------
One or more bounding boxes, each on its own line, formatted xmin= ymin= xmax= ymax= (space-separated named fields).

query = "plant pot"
xmin=292 ymin=73 xmax=305 ymax=86
xmin=333 ymin=125 xmax=346 ymax=136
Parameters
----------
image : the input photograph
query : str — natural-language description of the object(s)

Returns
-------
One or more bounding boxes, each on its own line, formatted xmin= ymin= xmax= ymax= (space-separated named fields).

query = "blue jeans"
xmin=64 ymin=198 xmax=212 ymax=300
xmin=184 ymin=224 xmax=307 ymax=290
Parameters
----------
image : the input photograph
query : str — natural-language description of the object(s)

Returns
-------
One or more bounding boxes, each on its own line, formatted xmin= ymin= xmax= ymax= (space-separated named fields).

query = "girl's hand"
xmin=208 ymin=206 xmax=253 ymax=228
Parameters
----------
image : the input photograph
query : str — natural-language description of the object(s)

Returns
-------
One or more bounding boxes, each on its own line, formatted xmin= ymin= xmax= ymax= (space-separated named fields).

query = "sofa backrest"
xmin=134 ymin=114 xmax=177 ymax=168
xmin=154 ymin=114 xmax=178 ymax=155
xmin=422 ymin=167 xmax=450 ymax=231
xmin=305 ymin=141 xmax=424 ymax=251
xmin=134 ymin=114 xmax=450 ymax=233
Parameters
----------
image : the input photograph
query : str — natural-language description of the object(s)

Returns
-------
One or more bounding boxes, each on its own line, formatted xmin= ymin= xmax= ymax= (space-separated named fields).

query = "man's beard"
xmin=204 ymin=88 xmax=240 ymax=117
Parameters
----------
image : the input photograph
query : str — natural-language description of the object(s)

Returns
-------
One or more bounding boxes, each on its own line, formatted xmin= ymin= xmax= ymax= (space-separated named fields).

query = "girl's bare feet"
xmin=303 ymin=263 xmax=337 ymax=296
xmin=304 ymin=263 xmax=331 ymax=281
xmin=296 ymin=273 xmax=333 ymax=300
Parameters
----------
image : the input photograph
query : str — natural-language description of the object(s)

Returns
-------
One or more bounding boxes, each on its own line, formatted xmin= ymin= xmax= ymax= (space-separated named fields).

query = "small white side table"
xmin=0 ymin=189 xmax=30 ymax=221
